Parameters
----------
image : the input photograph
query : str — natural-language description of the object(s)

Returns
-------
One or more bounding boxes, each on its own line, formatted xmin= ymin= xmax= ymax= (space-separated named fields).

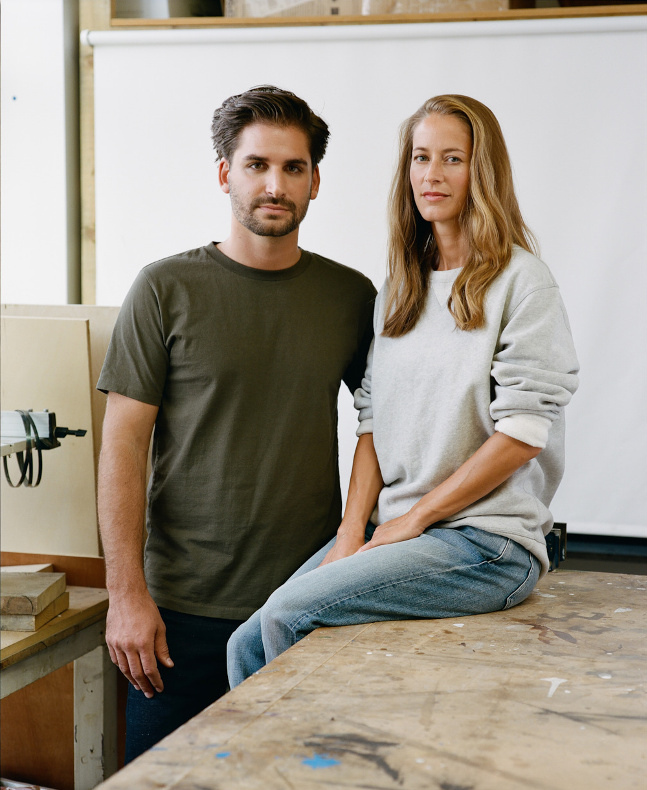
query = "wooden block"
xmin=1 ymin=591 xmax=70 ymax=631
xmin=1 ymin=563 xmax=54 ymax=573
xmin=1 ymin=572 xmax=67 ymax=614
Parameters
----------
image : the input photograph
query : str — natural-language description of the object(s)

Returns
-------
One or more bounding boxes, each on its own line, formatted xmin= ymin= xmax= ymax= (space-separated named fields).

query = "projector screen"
xmin=88 ymin=15 xmax=647 ymax=537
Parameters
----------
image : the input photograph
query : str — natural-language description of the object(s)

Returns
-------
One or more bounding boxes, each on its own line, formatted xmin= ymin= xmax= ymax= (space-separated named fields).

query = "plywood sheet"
xmin=1 ymin=316 xmax=99 ymax=555
xmin=1 ymin=304 xmax=121 ymax=473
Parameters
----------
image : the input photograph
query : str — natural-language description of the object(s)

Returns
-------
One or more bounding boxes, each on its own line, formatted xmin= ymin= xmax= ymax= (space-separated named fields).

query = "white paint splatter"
xmin=542 ymin=677 xmax=567 ymax=698
xmin=366 ymin=651 xmax=373 ymax=655
xmin=614 ymin=608 xmax=632 ymax=613
xmin=598 ymin=674 xmax=612 ymax=679
xmin=385 ymin=653 xmax=393 ymax=657
xmin=416 ymin=758 xmax=425 ymax=764
xmin=453 ymin=623 xmax=465 ymax=628
xmin=534 ymin=592 xmax=557 ymax=598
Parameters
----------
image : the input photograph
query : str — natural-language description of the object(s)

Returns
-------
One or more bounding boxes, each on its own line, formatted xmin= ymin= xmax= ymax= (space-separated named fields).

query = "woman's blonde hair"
xmin=383 ymin=94 xmax=537 ymax=337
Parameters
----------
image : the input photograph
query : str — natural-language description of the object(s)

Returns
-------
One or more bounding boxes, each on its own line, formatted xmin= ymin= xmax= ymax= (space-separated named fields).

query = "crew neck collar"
xmin=205 ymin=242 xmax=312 ymax=281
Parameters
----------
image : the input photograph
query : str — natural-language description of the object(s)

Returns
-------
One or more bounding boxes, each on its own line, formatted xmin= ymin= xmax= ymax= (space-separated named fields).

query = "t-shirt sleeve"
xmin=490 ymin=284 xmax=579 ymax=428
xmin=97 ymin=269 xmax=169 ymax=405
xmin=342 ymin=282 xmax=377 ymax=395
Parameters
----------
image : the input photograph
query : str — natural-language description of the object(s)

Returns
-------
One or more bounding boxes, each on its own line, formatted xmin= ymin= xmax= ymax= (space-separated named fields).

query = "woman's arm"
xmin=358 ymin=431 xmax=540 ymax=552
xmin=319 ymin=433 xmax=384 ymax=565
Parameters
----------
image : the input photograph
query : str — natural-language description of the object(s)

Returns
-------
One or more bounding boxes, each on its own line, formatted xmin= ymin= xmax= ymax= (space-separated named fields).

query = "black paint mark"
xmin=304 ymin=733 xmax=401 ymax=783
xmin=440 ymin=783 xmax=474 ymax=790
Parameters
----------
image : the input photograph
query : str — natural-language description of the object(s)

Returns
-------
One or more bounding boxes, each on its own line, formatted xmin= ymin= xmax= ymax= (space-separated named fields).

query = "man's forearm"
xmin=98 ymin=438 xmax=149 ymax=595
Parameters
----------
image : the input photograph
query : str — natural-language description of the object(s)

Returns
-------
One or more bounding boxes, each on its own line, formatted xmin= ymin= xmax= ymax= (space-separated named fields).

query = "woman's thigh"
xmin=263 ymin=526 xmax=539 ymax=635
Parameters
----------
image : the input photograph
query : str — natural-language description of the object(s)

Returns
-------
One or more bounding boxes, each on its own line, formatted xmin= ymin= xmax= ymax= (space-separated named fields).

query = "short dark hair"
xmin=211 ymin=85 xmax=329 ymax=168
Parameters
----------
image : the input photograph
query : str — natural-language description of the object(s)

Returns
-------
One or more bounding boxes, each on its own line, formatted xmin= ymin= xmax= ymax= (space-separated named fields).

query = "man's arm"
xmin=98 ymin=391 xmax=172 ymax=698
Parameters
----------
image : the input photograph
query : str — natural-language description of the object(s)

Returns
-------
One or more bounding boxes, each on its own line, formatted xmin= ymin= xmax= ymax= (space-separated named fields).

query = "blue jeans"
xmin=125 ymin=607 xmax=242 ymax=763
xmin=227 ymin=524 xmax=539 ymax=688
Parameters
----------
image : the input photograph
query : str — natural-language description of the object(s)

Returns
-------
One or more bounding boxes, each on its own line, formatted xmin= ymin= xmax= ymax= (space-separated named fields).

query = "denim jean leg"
xmin=259 ymin=526 xmax=537 ymax=667
xmin=227 ymin=535 xmax=337 ymax=688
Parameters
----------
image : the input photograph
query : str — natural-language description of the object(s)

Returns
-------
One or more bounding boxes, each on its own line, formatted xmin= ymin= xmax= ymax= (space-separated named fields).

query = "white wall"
xmin=85 ymin=18 xmax=647 ymax=539
xmin=1 ymin=0 xmax=80 ymax=304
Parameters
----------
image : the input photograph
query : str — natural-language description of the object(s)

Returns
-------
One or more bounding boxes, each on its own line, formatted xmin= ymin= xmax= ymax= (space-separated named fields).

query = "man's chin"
xmin=247 ymin=217 xmax=300 ymax=238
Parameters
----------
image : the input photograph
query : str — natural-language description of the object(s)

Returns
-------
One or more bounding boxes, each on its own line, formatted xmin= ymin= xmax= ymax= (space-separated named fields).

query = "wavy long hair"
xmin=383 ymin=94 xmax=537 ymax=336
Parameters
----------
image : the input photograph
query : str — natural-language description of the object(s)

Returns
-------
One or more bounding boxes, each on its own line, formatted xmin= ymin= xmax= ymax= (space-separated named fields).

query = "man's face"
xmin=219 ymin=122 xmax=320 ymax=238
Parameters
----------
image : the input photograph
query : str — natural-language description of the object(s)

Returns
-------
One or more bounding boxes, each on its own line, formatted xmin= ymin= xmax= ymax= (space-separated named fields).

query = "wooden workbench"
xmin=96 ymin=570 xmax=646 ymax=789
xmin=1 ymin=586 xmax=118 ymax=790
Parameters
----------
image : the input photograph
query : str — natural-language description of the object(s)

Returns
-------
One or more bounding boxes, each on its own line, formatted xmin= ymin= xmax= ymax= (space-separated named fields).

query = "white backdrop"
xmin=88 ymin=16 xmax=647 ymax=537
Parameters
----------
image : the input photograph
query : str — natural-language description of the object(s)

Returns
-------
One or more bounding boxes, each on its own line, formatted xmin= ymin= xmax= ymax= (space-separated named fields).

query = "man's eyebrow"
xmin=241 ymin=154 xmax=309 ymax=166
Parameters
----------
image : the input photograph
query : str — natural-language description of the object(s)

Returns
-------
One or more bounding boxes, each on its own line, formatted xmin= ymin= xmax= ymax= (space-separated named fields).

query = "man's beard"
xmin=229 ymin=185 xmax=310 ymax=238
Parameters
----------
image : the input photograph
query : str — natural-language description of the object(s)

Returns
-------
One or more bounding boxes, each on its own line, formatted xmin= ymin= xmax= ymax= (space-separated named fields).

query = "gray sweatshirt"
xmin=355 ymin=247 xmax=579 ymax=576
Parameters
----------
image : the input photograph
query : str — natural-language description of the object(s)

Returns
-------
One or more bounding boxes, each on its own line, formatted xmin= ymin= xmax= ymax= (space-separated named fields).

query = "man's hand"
xmin=106 ymin=591 xmax=173 ymax=698
xmin=319 ymin=531 xmax=366 ymax=566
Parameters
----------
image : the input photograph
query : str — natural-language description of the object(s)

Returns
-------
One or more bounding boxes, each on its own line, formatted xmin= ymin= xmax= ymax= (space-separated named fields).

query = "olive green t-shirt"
xmin=98 ymin=243 xmax=376 ymax=619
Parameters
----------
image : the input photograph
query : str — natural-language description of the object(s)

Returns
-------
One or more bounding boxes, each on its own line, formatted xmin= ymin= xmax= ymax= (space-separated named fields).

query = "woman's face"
xmin=409 ymin=113 xmax=472 ymax=230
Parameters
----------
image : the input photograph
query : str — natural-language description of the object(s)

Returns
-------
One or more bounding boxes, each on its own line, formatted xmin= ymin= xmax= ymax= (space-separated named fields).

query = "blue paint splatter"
xmin=302 ymin=753 xmax=341 ymax=769
xmin=215 ymin=751 xmax=231 ymax=759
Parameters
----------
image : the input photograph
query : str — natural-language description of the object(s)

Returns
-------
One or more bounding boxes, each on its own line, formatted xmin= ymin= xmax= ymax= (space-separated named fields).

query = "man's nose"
xmin=265 ymin=169 xmax=286 ymax=197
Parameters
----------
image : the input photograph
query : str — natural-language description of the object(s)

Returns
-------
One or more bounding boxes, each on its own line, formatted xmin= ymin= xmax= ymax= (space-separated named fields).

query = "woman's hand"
xmin=319 ymin=530 xmax=366 ymax=566
xmin=356 ymin=511 xmax=425 ymax=553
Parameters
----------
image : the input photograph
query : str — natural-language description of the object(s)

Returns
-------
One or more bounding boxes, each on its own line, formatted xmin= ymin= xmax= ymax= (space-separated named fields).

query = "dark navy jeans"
xmin=125 ymin=607 xmax=243 ymax=763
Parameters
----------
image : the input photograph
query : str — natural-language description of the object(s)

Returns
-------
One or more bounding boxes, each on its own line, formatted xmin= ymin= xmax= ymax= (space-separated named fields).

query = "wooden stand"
xmin=1 ymin=587 xmax=118 ymax=790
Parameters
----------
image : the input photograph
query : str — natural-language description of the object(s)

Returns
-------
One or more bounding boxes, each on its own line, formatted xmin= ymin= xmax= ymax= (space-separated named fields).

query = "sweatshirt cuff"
xmin=356 ymin=419 xmax=374 ymax=438
xmin=495 ymin=414 xmax=551 ymax=449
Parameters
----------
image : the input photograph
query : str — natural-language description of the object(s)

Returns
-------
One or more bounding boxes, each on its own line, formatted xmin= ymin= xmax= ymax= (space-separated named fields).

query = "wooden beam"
xmin=80 ymin=0 xmax=112 ymax=305
xmin=109 ymin=5 xmax=647 ymax=28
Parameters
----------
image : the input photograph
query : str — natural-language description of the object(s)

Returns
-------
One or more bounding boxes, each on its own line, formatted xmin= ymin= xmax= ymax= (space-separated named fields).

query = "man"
xmin=97 ymin=85 xmax=376 ymax=761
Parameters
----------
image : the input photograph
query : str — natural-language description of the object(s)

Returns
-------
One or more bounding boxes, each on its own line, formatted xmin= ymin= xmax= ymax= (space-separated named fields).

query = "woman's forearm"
xmin=409 ymin=431 xmax=541 ymax=532
xmin=339 ymin=433 xmax=384 ymax=535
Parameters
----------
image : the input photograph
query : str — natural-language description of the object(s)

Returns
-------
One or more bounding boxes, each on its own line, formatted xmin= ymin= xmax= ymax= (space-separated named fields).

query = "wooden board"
xmin=0 ymin=586 xmax=109 ymax=670
xmin=1 ymin=571 xmax=67 ymax=614
xmin=0 ymin=316 xmax=100 ymax=555
xmin=95 ymin=570 xmax=646 ymax=790
xmin=1 ymin=563 xmax=54 ymax=573
xmin=1 ymin=591 xmax=70 ymax=631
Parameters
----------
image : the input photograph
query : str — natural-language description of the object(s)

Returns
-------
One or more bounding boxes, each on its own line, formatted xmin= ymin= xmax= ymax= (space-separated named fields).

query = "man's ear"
xmin=218 ymin=158 xmax=230 ymax=194
xmin=310 ymin=165 xmax=320 ymax=201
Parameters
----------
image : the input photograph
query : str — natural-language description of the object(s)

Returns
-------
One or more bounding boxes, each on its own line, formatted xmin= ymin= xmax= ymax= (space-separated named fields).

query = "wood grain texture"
xmin=1 ymin=572 xmax=67 ymax=615
xmin=1 ymin=587 xmax=109 ymax=669
xmin=0 ymin=552 xmax=106 ymax=587
xmin=0 ymin=554 xmax=126 ymax=785
xmin=96 ymin=570 xmax=646 ymax=790
xmin=0 ymin=662 xmax=75 ymax=790
xmin=1 ymin=592 xmax=70 ymax=632
xmin=80 ymin=0 xmax=112 ymax=305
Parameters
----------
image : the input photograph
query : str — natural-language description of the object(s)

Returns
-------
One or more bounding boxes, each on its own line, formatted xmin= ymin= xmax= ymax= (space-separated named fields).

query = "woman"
xmin=227 ymin=94 xmax=579 ymax=687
